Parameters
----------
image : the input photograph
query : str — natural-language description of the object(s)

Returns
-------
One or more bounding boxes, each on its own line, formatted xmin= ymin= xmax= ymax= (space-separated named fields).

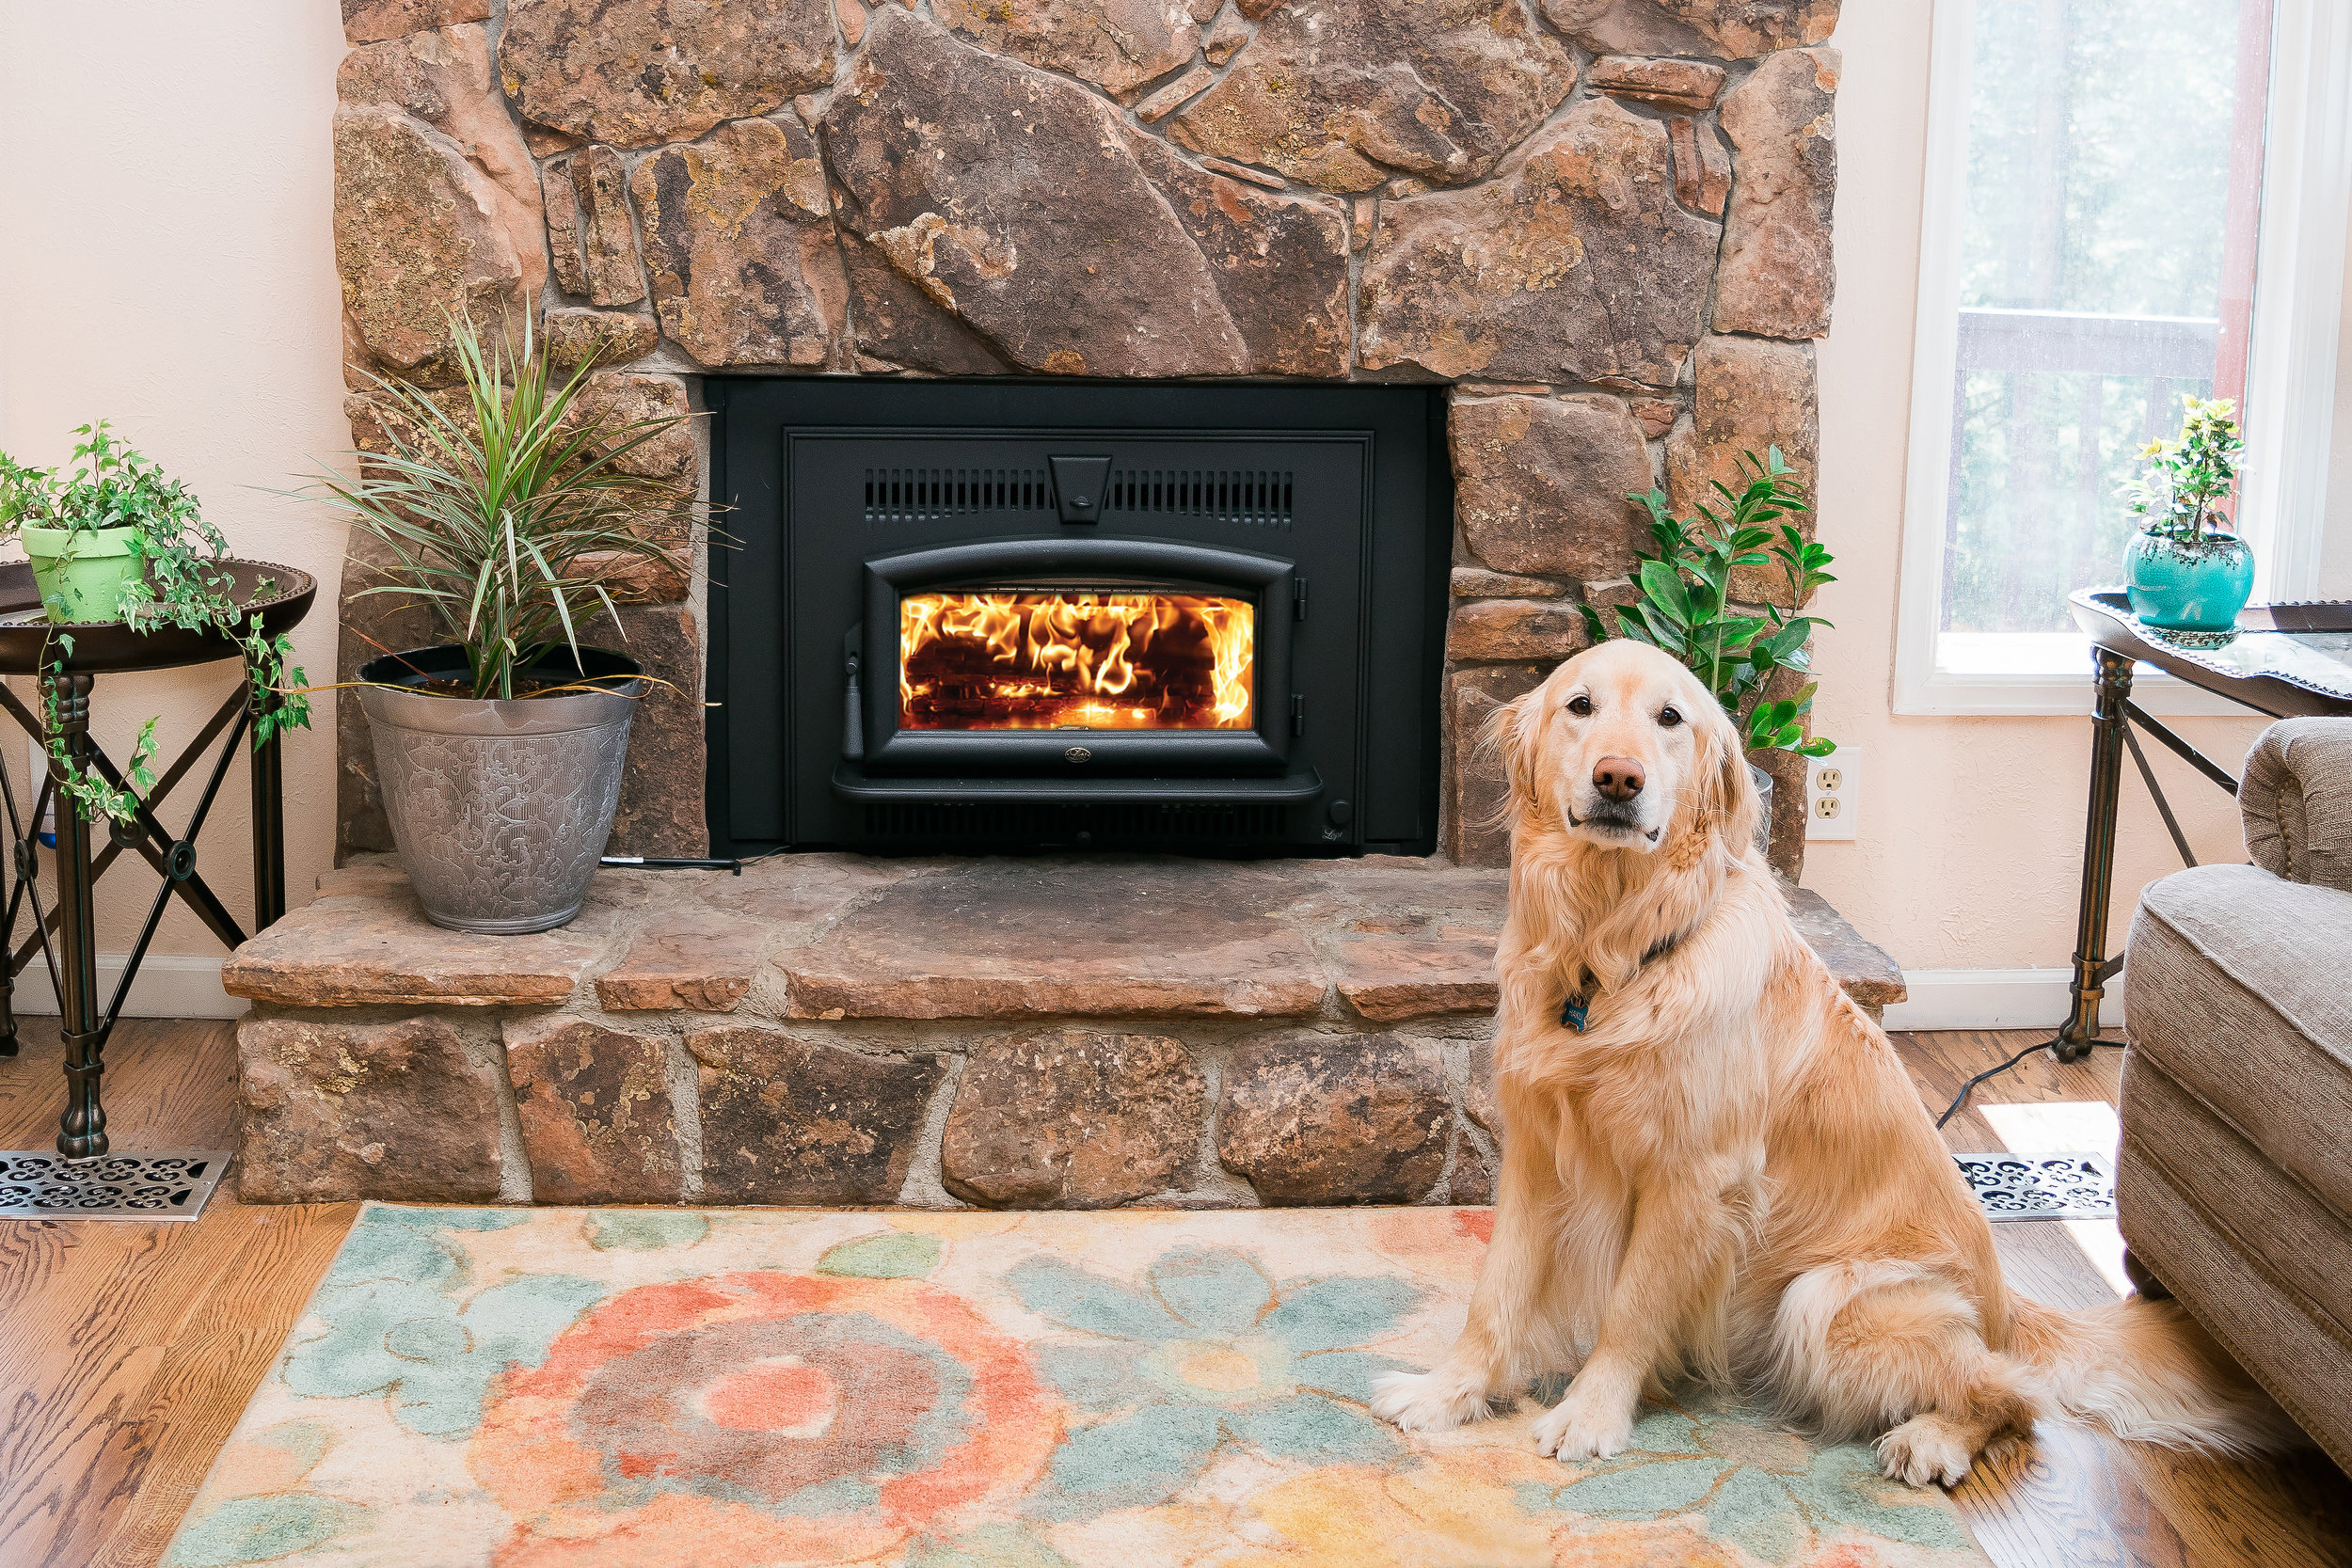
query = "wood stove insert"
xmin=706 ymin=380 xmax=1448 ymax=855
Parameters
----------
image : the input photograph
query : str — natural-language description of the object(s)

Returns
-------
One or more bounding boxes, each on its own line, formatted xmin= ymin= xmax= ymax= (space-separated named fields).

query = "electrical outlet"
xmin=1804 ymin=752 xmax=1856 ymax=841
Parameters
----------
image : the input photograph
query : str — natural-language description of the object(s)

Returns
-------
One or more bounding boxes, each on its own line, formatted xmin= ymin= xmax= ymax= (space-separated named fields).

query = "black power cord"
xmin=1933 ymin=1037 xmax=2124 ymax=1130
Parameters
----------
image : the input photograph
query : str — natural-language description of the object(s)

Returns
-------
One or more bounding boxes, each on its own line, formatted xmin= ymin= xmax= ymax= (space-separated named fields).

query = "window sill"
xmin=1895 ymin=632 xmax=2272 ymax=717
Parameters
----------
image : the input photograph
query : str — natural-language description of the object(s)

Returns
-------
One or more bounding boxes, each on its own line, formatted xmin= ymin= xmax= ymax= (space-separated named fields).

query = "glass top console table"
xmin=2047 ymin=589 xmax=2352 ymax=1063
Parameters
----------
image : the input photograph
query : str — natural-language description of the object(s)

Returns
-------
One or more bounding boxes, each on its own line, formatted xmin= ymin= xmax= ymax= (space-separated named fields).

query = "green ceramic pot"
xmin=2123 ymin=528 xmax=2254 ymax=635
xmin=21 ymin=525 xmax=144 ymax=624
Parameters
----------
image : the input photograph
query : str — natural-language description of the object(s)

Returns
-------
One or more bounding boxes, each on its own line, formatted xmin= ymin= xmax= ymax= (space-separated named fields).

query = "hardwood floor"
xmin=0 ymin=1020 xmax=356 ymax=1568
xmin=0 ymin=1021 xmax=2344 ymax=1565
xmin=1904 ymin=1029 xmax=2352 ymax=1568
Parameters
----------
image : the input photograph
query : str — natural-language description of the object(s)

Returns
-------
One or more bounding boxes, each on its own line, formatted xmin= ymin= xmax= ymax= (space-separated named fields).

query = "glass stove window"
xmin=898 ymin=590 xmax=1255 ymax=732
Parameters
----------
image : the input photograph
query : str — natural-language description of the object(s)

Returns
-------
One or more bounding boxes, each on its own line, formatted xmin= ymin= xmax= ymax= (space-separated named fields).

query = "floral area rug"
xmin=167 ymin=1204 xmax=1991 ymax=1568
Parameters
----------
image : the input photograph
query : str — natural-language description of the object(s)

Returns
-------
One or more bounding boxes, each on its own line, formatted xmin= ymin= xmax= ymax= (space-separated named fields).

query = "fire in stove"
xmin=898 ymin=590 xmax=1255 ymax=731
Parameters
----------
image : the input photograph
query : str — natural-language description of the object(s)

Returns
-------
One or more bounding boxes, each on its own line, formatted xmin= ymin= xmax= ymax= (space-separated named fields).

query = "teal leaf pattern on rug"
xmin=819 ymin=1229 xmax=943 ymax=1278
xmin=1523 ymin=1394 xmax=1976 ymax=1564
xmin=281 ymin=1208 xmax=603 ymax=1439
xmin=1010 ymin=1245 xmax=1418 ymax=1519
xmin=164 ymin=1495 xmax=361 ymax=1567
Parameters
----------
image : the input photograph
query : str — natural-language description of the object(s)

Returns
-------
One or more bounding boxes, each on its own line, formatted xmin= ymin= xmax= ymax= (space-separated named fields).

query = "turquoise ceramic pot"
xmin=2123 ymin=530 xmax=2255 ymax=633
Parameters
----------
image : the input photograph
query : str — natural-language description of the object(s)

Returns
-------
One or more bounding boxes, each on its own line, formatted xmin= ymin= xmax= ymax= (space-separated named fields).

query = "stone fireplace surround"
xmin=330 ymin=0 xmax=1841 ymax=877
xmin=290 ymin=0 xmax=1859 ymax=1210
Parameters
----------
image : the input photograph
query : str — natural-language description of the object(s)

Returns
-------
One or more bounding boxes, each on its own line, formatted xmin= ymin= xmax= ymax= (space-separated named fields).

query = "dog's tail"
xmin=2005 ymin=1291 xmax=2300 ymax=1455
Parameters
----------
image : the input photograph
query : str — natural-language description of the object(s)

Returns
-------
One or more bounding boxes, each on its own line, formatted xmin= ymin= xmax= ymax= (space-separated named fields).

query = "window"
xmin=1897 ymin=0 xmax=2352 ymax=714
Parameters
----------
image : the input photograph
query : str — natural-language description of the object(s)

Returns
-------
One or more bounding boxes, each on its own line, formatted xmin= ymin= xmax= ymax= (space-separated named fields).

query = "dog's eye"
xmin=1658 ymin=705 xmax=1683 ymax=727
xmin=1566 ymin=693 xmax=1592 ymax=716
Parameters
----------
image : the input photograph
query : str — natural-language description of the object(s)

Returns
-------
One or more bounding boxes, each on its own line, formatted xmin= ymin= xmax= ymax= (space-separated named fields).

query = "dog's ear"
xmin=1480 ymin=689 xmax=1544 ymax=829
xmin=1697 ymin=719 xmax=1763 ymax=862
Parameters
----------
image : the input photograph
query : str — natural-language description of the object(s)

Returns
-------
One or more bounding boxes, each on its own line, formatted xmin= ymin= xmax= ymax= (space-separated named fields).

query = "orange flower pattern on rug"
xmin=471 ymin=1272 xmax=1057 ymax=1565
xmin=164 ymin=1206 xmax=1993 ymax=1568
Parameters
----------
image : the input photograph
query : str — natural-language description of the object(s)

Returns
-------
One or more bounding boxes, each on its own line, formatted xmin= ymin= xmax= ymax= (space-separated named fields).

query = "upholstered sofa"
xmin=2121 ymin=716 xmax=2352 ymax=1471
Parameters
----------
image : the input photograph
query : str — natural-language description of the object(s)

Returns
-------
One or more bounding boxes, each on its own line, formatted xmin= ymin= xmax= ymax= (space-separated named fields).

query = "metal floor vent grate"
xmin=1952 ymin=1151 xmax=2116 ymax=1221
xmin=0 ymin=1149 xmax=231 ymax=1222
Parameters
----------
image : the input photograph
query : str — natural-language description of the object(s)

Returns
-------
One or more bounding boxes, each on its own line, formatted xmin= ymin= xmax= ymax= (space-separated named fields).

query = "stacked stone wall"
xmin=328 ymin=0 xmax=1840 ymax=871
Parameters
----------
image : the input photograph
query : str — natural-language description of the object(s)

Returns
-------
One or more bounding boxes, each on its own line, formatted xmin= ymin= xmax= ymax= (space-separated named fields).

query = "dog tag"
xmin=1560 ymin=994 xmax=1589 ymax=1032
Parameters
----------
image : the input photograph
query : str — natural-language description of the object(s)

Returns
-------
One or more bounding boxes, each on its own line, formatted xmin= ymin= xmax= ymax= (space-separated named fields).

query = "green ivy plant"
xmin=1579 ymin=447 xmax=1837 ymax=759
xmin=2119 ymin=394 xmax=2244 ymax=545
xmin=0 ymin=422 xmax=311 ymax=824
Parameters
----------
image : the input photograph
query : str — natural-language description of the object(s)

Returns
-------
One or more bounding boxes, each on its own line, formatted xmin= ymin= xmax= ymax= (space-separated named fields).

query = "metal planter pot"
xmin=358 ymin=645 xmax=644 ymax=934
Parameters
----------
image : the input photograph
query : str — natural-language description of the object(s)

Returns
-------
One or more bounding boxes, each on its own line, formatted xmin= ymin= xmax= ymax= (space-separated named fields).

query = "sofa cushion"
xmin=2127 ymin=863 xmax=2352 ymax=1225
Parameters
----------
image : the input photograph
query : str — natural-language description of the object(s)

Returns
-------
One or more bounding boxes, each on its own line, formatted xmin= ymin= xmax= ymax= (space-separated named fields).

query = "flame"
xmin=899 ymin=590 xmax=1254 ymax=731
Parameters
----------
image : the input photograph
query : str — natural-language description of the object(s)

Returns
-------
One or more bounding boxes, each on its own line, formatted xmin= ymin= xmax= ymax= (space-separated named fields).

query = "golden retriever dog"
xmin=1371 ymin=639 xmax=2289 ymax=1484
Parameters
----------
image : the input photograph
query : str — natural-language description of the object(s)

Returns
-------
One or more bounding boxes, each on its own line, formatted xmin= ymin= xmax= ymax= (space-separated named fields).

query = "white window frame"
xmin=1894 ymin=0 xmax=2352 ymax=718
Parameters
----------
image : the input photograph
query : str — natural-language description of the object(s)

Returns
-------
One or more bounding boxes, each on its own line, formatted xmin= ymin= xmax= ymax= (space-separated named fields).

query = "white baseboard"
xmin=1883 ymin=967 xmax=2124 ymax=1033
xmin=8 ymin=954 xmax=244 ymax=1020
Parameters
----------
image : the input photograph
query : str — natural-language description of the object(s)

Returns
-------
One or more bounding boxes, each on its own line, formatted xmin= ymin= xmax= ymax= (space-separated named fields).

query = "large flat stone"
xmin=933 ymin=0 xmax=1197 ymax=96
xmin=1359 ymin=97 xmax=1718 ymax=387
xmin=1715 ymin=47 xmax=1838 ymax=341
xmin=595 ymin=915 xmax=768 ymax=1011
xmin=331 ymin=103 xmax=527 ymax=385
xmin=1450 ymin=393 xmax=1654 ymax=579
xmin=506 ymin=1018 xmax=685 ymax=1203
xmin=776 ymin=862 xmax=1328 ymax=1019
xmin=1785 ymin=885 xmax=1906 ymax=1011
xmin=1542 ymin=0 xmax=1840 ymax=59
xmin=825 ymin=10 xmax=1255 ymax=377
xmin=631 ymin=117 xmax=846 ymax=369
xmin=941 ymin=1029 xmax=1206 ymax=1208
xmin=1167 ymin=0 xmax=1572 ymax=192
xmin=499 ymin=0 xmax=835 ymax=148
xmin=1665 ymin=335 xmax=1820 ymax=606
xmin=337 ymin=24 xmax=545 ymax=310
xmin=238 ymin=1016 xmax=502 ymax=1202
xmin=1216 ymin=1031 xmax=1451 ymax=1204
xmin=222 ymin=885 xmax=600 ymax=1007
xmin=691 ymin=1027 xmax=944 ymax=1203
xmin=1328 ymin=932 xmax=1498 ymax=1022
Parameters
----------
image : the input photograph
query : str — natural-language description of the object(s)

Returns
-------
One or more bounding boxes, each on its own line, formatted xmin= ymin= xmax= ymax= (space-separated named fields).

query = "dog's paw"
xmin=1533 ymin=1383 xmax=1636 ymax=1462
xmin=1876 ymin=1416 xmax=1975 ymax=1488
xmin=1369 ymin=1370 xmax=1493 ymax=1433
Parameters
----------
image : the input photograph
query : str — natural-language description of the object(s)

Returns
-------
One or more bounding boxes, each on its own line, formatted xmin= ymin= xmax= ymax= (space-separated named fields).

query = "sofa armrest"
xmin=2241 ymin=718 xmax=2352 ymax=892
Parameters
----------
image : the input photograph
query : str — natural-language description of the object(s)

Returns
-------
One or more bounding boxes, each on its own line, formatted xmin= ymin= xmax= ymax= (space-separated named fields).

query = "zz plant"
xmin=0 ymin=422 xmax=310 ymax=824
xmin=1579 ymin=447 xmax=1837 ymax=759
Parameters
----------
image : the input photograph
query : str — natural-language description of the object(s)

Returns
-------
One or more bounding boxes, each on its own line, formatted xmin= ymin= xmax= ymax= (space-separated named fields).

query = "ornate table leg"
xmin=249 ymin=667 xmax=286 ymax=932
xmin=2056 ymin=647 xmax=2134 ymax=1064
xmin=50 ymin=672 xmax=107 ymax=1160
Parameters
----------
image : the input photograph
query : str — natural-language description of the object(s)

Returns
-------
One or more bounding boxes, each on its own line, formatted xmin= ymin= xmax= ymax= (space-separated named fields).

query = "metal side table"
xmin=0 ymin=561 xmax=314 ymax=1159
xmin=2049 ymin=589 xmax=2352 ymax=1061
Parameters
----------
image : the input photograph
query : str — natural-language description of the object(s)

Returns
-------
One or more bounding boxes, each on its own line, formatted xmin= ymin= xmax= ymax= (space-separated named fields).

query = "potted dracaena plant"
xmin=2119 ymin=394 xmax=2254 ymax=642
xmin=0 ymin=422 xmax=310 ymax=825
xmin=1579 ymin=447 xmax=1836 ymax=847
xmin=305 ymin=314 xmax=691 ymax=934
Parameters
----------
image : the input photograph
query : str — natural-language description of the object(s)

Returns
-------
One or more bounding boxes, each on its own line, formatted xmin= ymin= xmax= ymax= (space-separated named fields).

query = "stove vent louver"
xmin=863 ymin=466 xmax=1296 ymax=527
xmin=1106 ymin=469 xmax=1295 ymax=527
xmin=863 ymin=467 xmax=1053 ymax=523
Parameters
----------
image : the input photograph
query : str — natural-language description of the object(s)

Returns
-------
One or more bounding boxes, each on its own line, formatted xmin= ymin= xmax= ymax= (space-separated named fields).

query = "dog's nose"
xmin=1593 ymin=756 xmax=1645 ymax=802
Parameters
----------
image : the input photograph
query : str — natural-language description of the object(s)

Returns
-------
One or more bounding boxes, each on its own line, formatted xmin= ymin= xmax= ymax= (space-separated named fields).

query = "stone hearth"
xmin=224 ymin=857 xmax=1902 ymax=1209
xmin=327 ymin=0 xmax=1844 ymax=875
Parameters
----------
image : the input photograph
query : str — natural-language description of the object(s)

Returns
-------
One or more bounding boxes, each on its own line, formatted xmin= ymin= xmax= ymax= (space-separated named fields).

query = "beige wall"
xmin=1804 ymin=0 xmax=2282 ymax=973
xmin=0 ymin=0 xmax=2326 ymax=975
xmin=0 ymin=0 xmax=350 ymax=958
